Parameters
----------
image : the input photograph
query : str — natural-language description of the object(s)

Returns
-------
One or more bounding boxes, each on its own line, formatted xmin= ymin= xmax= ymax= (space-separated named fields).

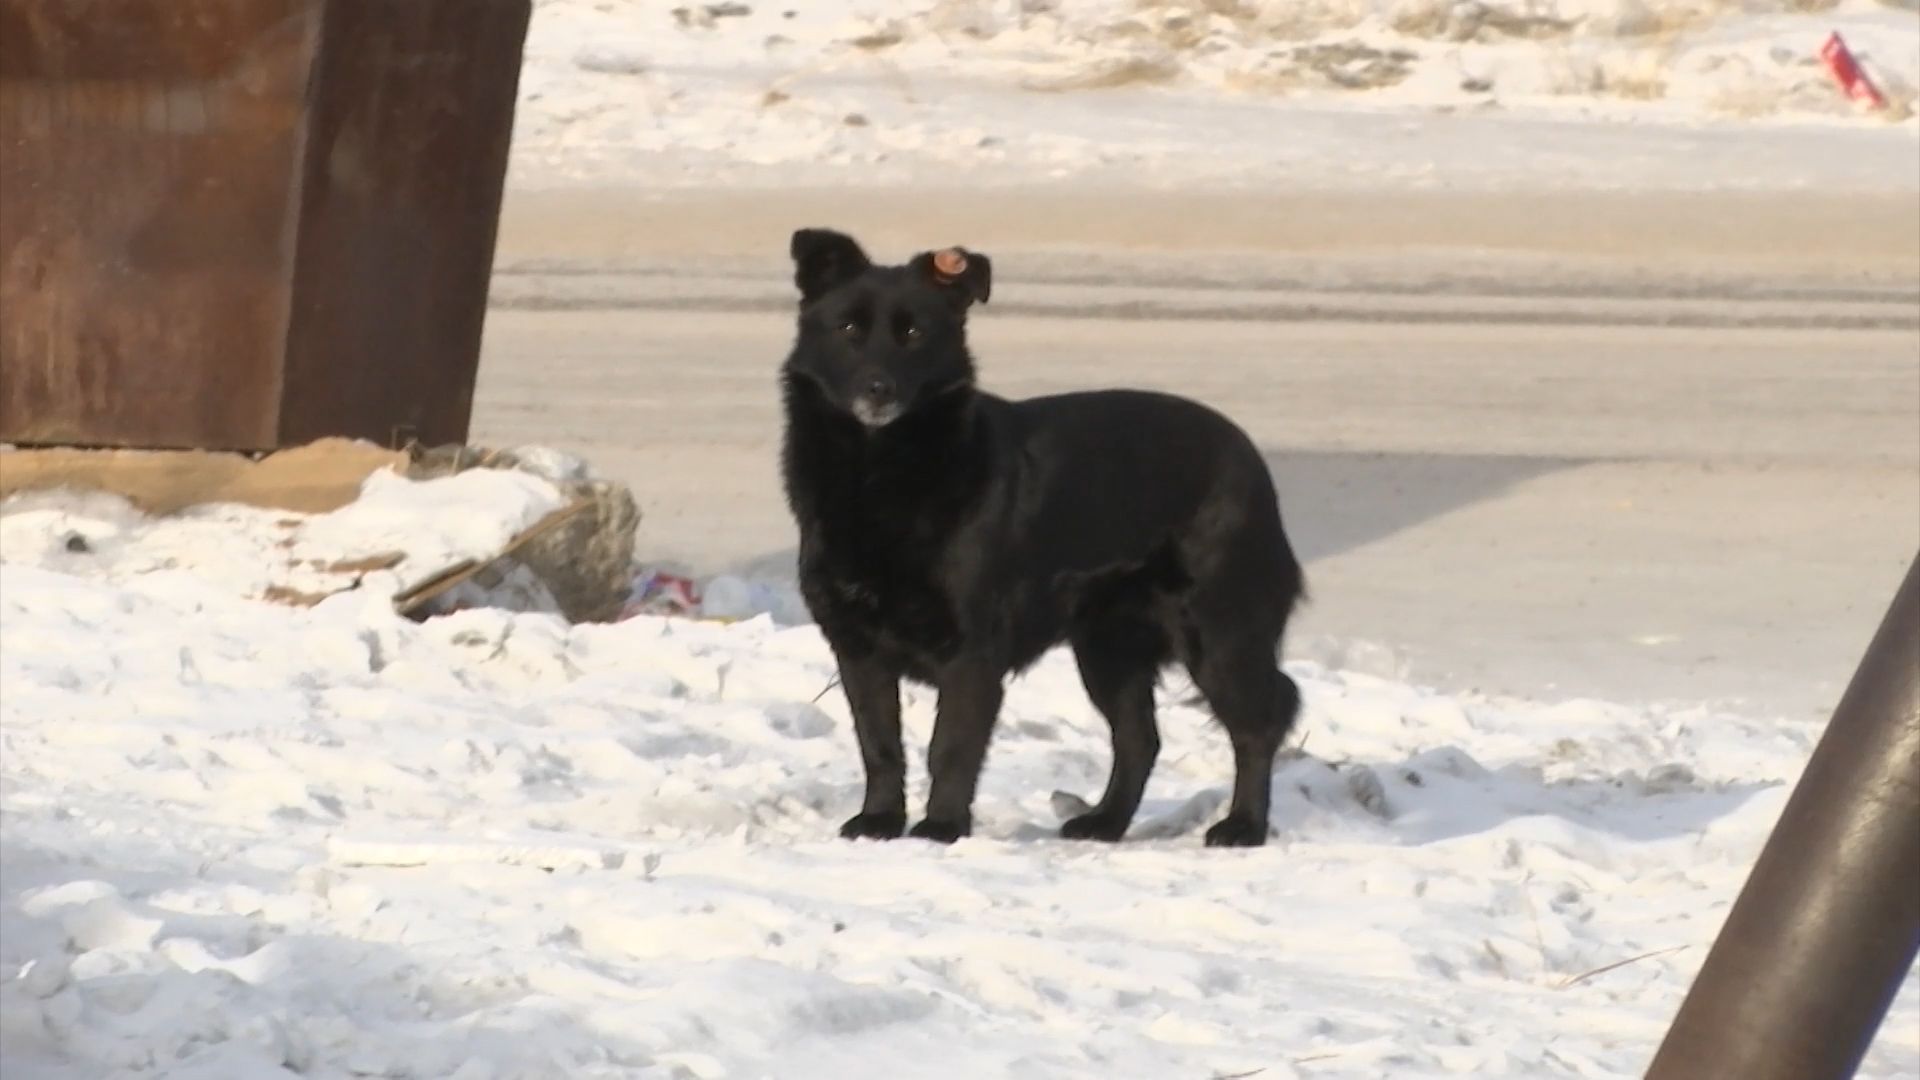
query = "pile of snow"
xmin=3 ymin=485 xmax=1917 ymax=1077
xmin=0 ymin=470 xmax=568 ymax=610
xmin=509 ymin=0 xmax=1920 ymax=186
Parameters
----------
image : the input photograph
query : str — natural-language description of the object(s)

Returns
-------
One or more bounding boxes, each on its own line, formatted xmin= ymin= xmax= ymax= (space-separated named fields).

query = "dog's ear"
xmin=910 ymin=246 xmax=992 ymax=309
xmin=790 ymin=228 xmax=872 ymax=302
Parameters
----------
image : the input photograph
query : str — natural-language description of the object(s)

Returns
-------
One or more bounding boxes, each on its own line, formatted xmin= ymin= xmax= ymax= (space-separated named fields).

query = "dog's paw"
xmin=840 ymin=811 xmax=907 ymax=841
xmin=1203 ymin=815 xmax=1270 ymax=848
xmin=1060 ymin=811 xmax=1131 ymax=843
xmin=907 ymin=818 xmax=970 ymax=844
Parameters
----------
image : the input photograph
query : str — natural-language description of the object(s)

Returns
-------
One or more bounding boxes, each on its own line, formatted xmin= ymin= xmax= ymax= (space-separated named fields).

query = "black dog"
xmin=780 ymin=229 xmax=1305 ymax=847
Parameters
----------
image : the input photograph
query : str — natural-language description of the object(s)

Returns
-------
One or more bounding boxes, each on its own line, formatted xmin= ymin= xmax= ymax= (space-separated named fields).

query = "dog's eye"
xmin=902 ymin=324 xmax=921 ymax=341
xmin=837 ymin=320 xmax=860 ymax=337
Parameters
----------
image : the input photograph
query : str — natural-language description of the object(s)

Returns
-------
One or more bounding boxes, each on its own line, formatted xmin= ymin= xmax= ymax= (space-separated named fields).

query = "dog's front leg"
xmin=835 ymin=651 xmax=907 ymax=840
xmin=911 ymin=660 xmax=1004 ymax=843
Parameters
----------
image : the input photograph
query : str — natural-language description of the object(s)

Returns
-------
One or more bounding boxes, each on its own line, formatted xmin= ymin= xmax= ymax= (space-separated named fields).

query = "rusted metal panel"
xmin=0 ymin=0 xmax=528 ymax=451
xmin=0 ymin=0 xmax=313 ymax=449
xmin=279 ymin=0 xmax=529 ymax=449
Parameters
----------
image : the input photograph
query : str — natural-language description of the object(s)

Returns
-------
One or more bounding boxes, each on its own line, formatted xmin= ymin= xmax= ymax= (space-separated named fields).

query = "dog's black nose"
xmin=864 ymin=375 xmax=896 ymax=402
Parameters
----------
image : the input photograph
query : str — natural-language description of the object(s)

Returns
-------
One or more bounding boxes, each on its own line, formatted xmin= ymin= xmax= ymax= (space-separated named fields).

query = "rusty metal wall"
xmin=279 ymin=0 xmax=529 ymax=449
xmin=0 ymin=0 xmax=529 ymax=451
xmin=0 ymin=0 xmax=315 ymax=449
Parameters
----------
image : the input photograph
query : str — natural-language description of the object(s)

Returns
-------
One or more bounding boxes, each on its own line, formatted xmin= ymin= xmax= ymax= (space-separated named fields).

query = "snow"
xmin=4 ymin=483 xmax=1917 ymax=1078
xmin=508 ymin=0 xmax=1920 ymax=189
xmin=4 ymin=2 xmax=1919 ymax=1076
xmin=0 ymin=470 xmax=568 ymax=608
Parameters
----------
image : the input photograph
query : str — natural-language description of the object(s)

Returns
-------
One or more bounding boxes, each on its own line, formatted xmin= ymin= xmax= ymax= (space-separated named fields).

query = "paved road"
xmin=473 ymin=190 xmax=1919 ymax=720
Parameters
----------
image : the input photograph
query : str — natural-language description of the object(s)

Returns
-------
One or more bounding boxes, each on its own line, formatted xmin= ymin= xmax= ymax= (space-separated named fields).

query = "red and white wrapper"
xmin=619 ymin=570 xmax=701 ymax=620
xmin=1820 ymin=31 xmax=1888 ymax=111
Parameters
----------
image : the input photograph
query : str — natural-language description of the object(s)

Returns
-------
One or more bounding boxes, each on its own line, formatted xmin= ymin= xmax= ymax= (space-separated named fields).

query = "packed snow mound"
xmin=0 ymin=468 xmax=570 ymax=609
xmin=510 ymin=0 xmax=1920 ymax=186
xmin=4 ymin=554 xmax=1918 ymax=1073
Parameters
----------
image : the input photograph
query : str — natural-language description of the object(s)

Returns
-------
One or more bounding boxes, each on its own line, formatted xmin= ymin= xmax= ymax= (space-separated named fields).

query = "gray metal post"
xmin=1647 ymin=552 xmax=1920 ymax=1079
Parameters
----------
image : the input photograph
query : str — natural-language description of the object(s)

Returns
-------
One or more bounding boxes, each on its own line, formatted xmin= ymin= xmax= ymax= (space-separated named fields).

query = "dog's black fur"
xmin=780 ymin=228 xmax=1305 ymax=847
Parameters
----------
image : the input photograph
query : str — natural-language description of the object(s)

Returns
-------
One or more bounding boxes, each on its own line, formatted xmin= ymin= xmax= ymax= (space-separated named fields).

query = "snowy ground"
xmin=2 ymin=473 xmax=1916 ymax=1078
xmin=509 ymin=0 xmax=1920 ymax=188
xmin=4 ymin=2 xmax=1919 ymax=1077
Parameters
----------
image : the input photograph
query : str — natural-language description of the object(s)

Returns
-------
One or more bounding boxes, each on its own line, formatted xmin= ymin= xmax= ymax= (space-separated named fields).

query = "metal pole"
xmin=1647 ymin=552 xmax=1920 ymax=1080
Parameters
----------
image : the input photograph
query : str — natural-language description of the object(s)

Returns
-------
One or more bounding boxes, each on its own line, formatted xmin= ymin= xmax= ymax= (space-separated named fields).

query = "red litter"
xmin=619 ymin=569 xmax=702 ymax=620
xmin=1819 ymin=31 xmax=1888 ymax=111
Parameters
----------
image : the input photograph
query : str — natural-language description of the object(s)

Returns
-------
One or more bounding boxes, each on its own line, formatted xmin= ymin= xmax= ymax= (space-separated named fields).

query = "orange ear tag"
xmin=932 ymin=248 xmax=967 ymax=282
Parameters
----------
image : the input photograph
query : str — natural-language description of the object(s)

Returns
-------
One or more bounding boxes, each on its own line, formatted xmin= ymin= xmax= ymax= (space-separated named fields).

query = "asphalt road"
xmin=473 ymin=189 xmax=1920 ymax=721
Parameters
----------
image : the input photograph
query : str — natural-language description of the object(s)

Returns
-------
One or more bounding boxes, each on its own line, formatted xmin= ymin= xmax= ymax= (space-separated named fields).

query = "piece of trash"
xmin=699 ymin=574 xmax=789 ymax=622
xmin=1819 ymin=31 xmax=1887 ymax=111
xmin=620 ymin=569 xmax=702 ymax=620
xmin=618 ymin=569 xmax=800 ymax=623
xmin=393 ymin=500 xmax=592 ymax=621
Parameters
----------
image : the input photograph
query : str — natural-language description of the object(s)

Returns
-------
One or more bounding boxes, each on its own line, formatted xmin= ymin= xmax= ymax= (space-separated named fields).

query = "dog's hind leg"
xmin=1062 ymin=620 xmax=1166 ymax=842
xmin=1188 ymin=634 xmax=1301 ymax=848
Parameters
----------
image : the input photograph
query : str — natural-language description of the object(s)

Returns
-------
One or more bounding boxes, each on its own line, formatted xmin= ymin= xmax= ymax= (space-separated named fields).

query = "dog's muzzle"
xmin=851 ymin=375 xmax=903 ymax=427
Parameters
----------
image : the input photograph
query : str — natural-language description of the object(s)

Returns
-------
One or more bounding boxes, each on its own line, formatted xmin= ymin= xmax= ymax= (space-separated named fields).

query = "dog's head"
xmin=783 ymin=227 xmax=992 ymax=428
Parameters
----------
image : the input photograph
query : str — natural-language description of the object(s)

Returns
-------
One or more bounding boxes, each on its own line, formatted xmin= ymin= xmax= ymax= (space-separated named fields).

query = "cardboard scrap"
xmin=0 ymin=438 xmax=405 ymax=515
xmin=392 ymin=499 xmax=594 ymax=619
